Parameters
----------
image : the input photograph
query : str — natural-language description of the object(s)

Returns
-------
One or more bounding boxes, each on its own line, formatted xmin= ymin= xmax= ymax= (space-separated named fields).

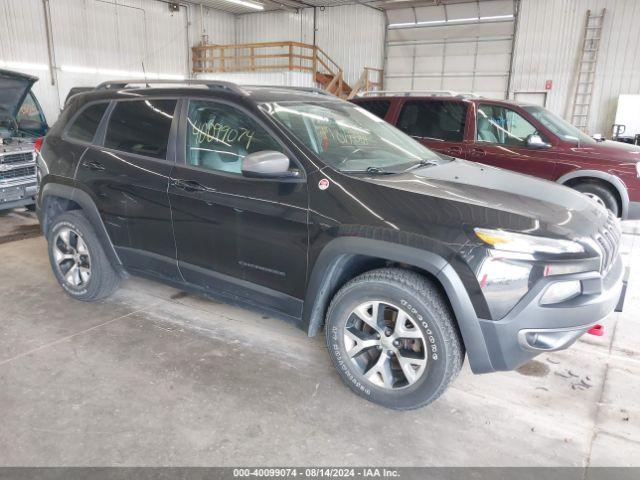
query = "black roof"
xmin=79 ymin=80 xmax=343 ymax=105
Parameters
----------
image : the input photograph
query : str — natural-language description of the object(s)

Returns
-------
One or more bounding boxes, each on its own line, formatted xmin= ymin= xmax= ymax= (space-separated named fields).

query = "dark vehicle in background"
xmin=37 ymin=81 xmax=626 ymax=409
xmin=352 ymin=93 xmax=640 ymax=220
xmin=0 ymin=69 xmax=48 ymax=211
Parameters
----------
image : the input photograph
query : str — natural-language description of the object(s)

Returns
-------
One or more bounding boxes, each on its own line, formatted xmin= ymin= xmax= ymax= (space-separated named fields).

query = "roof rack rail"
xmin=358 ymin=90 xmax=481 ymax=99
xmin=94 ymin=79 xmax=248 ymax=96
xmin=243 ymin=85 xmax=334 ymax=97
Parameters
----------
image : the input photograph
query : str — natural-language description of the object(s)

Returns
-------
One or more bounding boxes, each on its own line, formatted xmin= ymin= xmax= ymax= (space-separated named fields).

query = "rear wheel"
xmin=47 ymin=210 xmax=120 ymax=301
xmin=572 ymin=181 xmax=619 ymax=217
xmin=325 ymin=268 xmax=464 ymax=410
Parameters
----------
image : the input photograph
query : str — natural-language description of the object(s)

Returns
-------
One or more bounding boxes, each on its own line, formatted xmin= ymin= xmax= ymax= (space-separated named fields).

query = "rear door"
xmin=77 ymin=98 xmax=180 ymax=279
xmin=394 ymin=99 xmax=469 ymax=158
xmin=168 ymin=98 xmax=308 ymax=319
xmin=466 ymin=102 xmax=559 ymax=179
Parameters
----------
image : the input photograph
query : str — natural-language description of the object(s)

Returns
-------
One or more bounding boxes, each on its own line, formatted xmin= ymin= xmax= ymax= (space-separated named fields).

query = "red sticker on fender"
xmin=318 ymin=178 xmax=330 ymax=190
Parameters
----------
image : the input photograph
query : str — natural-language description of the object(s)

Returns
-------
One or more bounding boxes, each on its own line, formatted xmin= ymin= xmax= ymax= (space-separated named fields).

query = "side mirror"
xmin=526 ymin=134 xmax=551 ymax=149
xmin=241 ymin=151 xmax=299 ymax=179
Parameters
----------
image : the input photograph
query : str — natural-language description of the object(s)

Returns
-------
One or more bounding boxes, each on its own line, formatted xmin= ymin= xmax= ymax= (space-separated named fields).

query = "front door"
xmin=467 ymin=102 xmax=558 ymax=180
xmin=395 ymin=99 xmax=469 ymax=158
xmin=169 ymin=99 xmax=308 ymax=319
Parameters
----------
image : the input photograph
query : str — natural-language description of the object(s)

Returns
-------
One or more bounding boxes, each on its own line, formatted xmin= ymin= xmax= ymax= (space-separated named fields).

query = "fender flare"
xmin=303 ymin=237 xmax=494 ymax=373
xmin=40 ymin=182 xmax=126 ymax=276
xmin=556 ymin=169 xmax=629 ymax=219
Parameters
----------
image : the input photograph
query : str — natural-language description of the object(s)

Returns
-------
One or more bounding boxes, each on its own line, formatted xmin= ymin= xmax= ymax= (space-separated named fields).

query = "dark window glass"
xmin=66 ymin=103 xmax=109 ymax=143
xmin=105 ymin=99 xmax=177 ymax=159
xmin=354 ymin=100 xmax=391 ymax=119
xmin=397 ymin=101 xmax=468 ymax=142
xmin=186 ymin=100 xmax=282 ymax=175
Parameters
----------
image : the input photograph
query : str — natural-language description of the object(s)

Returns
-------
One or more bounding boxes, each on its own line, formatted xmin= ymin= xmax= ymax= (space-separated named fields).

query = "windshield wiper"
xmin=403 ymin=159 xmax=441 ymax=172
xmin=342 ymin=166 xmax=394 ymax=175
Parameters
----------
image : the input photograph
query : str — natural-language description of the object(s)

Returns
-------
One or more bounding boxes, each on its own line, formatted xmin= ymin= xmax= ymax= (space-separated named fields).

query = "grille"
xmin=593 ymin=212 xmax=622 ymax=274
xmin=0 ymin=152 xmax=33 ymax=164
xmin=0 ymin=166 xmax=36 ymax=181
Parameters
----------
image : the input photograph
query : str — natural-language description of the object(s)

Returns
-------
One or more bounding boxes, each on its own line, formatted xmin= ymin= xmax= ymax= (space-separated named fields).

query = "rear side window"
xmin=66 ymin=103 xmax=109 ymax=143
xmin=354 ymin=100 xmax=391 ymax=119
xmin=105 ymin=99 xmax=177 ymax=159
xmin=397 ymin=101 xmax=467 ymax=142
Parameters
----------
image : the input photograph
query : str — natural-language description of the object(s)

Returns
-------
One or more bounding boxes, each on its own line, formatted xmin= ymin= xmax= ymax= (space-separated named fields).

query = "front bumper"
xmin=477 ymin=255 xmax=626 ymax=371
xmin=0 ymin=180 xmax=37 ymax=211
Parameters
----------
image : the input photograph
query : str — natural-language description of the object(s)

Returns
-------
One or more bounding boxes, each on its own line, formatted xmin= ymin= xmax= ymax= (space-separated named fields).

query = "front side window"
xmin=66 ymin=103 xmax=109 ymax=143
xmin=262 ymin=101 xmax=444 ymax=173
xmin=397 ymin=101 xmax=467 ymax=142
xmin=476 ymin=104 xmax=544 ymax=147
xmin=186 ymin=100 xmax=282 ymax=175
xmin=522 ymin=105 xmax=595 ymax=145
xmin=105 ymin=99 xmax=177 ymax=159
xmin=16 ymin=92 xmax=46 ymax=134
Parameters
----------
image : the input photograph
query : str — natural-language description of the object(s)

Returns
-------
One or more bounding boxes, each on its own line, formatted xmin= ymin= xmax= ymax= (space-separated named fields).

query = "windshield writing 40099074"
xmin=191 ymin=119 xmax=256 ymax=150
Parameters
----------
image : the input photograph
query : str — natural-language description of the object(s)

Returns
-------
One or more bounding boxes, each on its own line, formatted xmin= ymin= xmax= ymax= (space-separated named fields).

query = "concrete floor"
xmin=0 ymin=221 xmax=639 ymax=466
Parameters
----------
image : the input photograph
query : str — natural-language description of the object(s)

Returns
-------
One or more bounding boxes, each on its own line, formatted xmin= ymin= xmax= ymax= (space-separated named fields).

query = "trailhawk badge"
xmin=318 ymin=178 xmax=330 ymax=190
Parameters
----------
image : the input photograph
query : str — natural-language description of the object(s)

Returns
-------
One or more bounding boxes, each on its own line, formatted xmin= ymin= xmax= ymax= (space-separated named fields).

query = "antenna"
xmin=141 ymin=61 xmax=149 ymax=87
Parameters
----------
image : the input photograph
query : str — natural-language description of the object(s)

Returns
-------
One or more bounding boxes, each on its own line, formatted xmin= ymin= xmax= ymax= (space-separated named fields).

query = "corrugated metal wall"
xmin=235 ymin=5 xmax=385 ymax=86
xmin=512 ymin=0 xmax=640 ymax=135
xmin=0 ymin=0 xmax=232 ymax=122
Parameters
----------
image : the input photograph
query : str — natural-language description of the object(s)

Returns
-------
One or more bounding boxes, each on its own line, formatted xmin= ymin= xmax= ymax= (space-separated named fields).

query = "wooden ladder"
xmin=570 ymin=8 xmax=606 ymax=132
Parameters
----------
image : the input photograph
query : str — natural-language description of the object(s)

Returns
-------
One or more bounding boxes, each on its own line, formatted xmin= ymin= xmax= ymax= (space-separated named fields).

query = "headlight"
xmin=474 ymin=228 xmax=585 ymax=255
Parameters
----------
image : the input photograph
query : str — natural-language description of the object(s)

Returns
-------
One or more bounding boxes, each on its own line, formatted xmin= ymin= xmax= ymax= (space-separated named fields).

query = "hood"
xmin=573 ymin=139 xmax=640 ymax=163
xmin=0 ymin=69 xmax=38 ymax=118
xmin=364 ymin=159 xmax=608 ymax=239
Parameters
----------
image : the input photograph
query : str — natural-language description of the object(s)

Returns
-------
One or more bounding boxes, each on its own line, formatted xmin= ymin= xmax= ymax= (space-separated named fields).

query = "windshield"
xmin=261 ymin=100 xmax=445 ymax=173
xmin=522 ymin=105 xmax=595 ymax=145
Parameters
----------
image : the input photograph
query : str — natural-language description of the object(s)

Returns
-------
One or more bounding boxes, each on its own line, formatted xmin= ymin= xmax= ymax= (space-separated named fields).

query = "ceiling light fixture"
xmin=219 ymin=0 xmax=264 ymax=11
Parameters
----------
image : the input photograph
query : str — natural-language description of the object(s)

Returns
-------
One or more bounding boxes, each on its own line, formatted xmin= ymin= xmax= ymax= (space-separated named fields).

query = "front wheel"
xmin=325 ymin=268 xmax=464 ymax=410
xmin=573 ymin=182 xmax=619 ymax=217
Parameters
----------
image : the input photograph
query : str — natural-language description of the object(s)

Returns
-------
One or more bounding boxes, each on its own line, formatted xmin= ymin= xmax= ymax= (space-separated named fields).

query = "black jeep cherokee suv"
xmin=37 ymin=80 xmax=626 ymax=410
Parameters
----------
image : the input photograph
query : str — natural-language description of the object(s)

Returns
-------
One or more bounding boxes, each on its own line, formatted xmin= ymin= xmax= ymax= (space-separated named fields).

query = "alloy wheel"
xmin=53 ymin=227 xmax=91 ymax=288
xmin=343 ymin=300 xmax=428 ymax=389
xmin=583 ymin=192 xmax=607 ymax=209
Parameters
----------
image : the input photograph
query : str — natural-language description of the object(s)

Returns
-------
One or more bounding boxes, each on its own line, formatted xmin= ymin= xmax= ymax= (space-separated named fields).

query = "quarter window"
xmin=186 ymin=100 xmax=282 ymax=175
xmin=397 ymin=101 xmax=468 ymax=142
xmin=66 ymin=103 xmax=109 ymax=143
xmin=105 ymin=99 xmax=177 ymax=159
xmin=476 ymin=104 xmax=544 ymax=147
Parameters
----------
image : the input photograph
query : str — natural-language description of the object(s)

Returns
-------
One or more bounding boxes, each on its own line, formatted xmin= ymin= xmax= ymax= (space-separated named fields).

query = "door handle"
xmin=172 ymin=178 xmax=210 ymax=193
xmin=470 ymin=148 xmax=486 ymax=157
xmin=81 ymin=160 xmax=106 ymax=171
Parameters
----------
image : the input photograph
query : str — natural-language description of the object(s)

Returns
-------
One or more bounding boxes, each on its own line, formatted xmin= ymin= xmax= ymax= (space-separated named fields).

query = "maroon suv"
xmin=352 ymin=94 xmax=640 ymax=219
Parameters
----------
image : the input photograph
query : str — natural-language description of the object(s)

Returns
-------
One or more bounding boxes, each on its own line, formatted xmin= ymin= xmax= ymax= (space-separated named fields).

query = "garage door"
xmin=384 ymin=0 xmax=516 ymax=98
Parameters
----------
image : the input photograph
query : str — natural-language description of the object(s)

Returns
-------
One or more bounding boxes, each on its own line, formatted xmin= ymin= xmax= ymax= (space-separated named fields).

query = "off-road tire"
xmin=325 ymin=268 xmax=464 ymax=410
xmin=47 ymin=210 xmax=120 ymax=301
xmin=573 ymin=181 xmax=619 ymax=217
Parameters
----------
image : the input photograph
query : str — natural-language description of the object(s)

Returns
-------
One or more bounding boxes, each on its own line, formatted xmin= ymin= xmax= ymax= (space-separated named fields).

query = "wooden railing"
xmin=192 ymin=41 xmax=382 ymax=99
xmin=347 ymin=67 xmax=384 ymax=99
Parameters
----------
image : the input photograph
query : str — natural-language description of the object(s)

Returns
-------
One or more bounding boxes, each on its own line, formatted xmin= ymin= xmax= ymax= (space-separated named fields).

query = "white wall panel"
xmin=511 ymin=0 xmax=640 ymax=135
xmin=236 ymin=4 xmax=385 ymax=87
